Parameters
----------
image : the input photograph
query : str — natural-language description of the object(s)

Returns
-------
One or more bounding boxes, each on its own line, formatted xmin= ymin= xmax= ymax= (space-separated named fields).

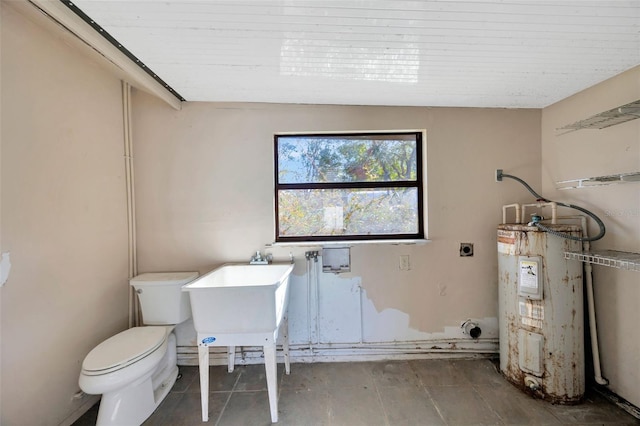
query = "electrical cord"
xmin=500 ymin=172 xmax=606 ymax=242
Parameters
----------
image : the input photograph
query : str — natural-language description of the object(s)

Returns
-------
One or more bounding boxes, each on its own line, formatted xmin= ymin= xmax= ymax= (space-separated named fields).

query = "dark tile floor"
xmin=74 ymin=359 xmax=640 ymax=425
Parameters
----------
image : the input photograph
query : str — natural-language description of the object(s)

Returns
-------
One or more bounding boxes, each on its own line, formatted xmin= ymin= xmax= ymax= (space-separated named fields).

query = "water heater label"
xmin=519 ymin=300 xmax=544 ymax=329
xmin=497 ymin=230 xmax=516 ymax=255
xmin=520 ymin=260 xmax=539 ymax=289
xmin=518 ymin=257 xmax=543 ymax=300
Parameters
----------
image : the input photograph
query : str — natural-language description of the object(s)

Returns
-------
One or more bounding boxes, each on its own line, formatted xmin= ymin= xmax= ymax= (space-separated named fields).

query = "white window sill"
xmin=270 ymin=239 xmax=431 ymax=248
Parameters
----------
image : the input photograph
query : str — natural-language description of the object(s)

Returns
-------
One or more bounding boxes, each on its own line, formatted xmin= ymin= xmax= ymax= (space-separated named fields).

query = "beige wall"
xmin=7 ymin=0 xmax=638 ymax=420
xmin=1 ymin=3 xmax=129 ymax=425
xmin=542 ymin=66 xmax=640 ymax=407
xmin=0 ymin=1 xmax=3 ymax=418
xmin=132 ymin=92 xmax=541 ymax=336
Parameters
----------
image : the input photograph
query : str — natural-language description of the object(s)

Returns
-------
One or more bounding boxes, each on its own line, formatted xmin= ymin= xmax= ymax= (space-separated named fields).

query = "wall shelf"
xmin=564 ymin=250 xmax=640 ymax=272
xmin=556 ymin=171 xmax=640 ymax=190
xmin=557 ymin=99 xmax=640 ymax=131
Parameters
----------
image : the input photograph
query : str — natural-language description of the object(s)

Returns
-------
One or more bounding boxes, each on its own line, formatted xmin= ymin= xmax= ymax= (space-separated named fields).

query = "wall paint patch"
xmin=0 ymin=252 xmax=11 ymax=287
xmin=361 ymin=288 xmax=499 ymax=342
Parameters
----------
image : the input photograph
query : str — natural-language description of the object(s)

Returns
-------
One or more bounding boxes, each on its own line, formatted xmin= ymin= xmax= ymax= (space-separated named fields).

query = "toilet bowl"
xmin=79 ymin=272 xmax=198 ymax=426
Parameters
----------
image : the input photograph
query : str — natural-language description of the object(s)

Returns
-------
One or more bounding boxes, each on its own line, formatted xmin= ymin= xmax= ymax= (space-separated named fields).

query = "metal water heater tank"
xmin=497 ymin=223 xmax=584 ymax=403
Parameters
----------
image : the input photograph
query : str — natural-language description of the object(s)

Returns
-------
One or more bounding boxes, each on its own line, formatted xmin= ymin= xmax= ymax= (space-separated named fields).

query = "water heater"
xmin=497 ymin=223 xmax=584 ymax=403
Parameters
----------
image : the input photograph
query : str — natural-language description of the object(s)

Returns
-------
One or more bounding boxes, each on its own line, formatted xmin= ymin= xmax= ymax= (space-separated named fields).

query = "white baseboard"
xmin=58 ymin=394 xmax=100 ymax=426
xmin=177 ymin=339 xmax=499 ymax=366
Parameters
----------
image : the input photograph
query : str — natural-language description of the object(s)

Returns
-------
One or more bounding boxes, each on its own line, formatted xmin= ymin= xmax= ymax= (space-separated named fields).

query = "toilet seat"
xmin=82 ymin=327 xmax=167 ymax=376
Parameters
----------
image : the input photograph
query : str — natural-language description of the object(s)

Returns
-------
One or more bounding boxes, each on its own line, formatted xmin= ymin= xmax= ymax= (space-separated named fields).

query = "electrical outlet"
xmin=496 ymin=169 xmax=503 ymax=182
xmin=399 ymin=255 xmax=410 ymax=270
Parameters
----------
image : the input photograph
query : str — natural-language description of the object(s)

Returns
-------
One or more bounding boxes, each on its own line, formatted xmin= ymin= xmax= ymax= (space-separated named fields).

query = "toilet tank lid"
xmin=130 ymin=272 xmax=199 ymax=286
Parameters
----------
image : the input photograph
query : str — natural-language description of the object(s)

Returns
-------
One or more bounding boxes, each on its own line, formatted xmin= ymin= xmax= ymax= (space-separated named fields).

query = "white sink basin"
xmin=181 ymin=263 xmax=295 ymax=423
xmin=182 ymin=263 xmax=294 ymax=337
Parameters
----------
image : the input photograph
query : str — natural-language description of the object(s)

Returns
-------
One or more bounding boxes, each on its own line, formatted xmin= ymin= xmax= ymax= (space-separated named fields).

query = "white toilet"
xmin=79 ymin=272 xmax=198 ymax=426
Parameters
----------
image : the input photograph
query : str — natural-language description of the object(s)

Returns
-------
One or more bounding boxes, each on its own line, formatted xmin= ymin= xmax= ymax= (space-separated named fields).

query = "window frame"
xmin=274 ymin=130 xmax=425 ymax=243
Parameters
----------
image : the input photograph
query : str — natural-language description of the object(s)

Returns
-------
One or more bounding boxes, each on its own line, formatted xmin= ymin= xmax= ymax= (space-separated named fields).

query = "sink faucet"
xmin=250 ymin=250 xmax=270 ymax=265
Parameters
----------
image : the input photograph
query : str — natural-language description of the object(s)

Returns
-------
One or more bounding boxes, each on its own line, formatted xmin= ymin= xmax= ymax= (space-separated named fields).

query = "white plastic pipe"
xmin=123 ymin=82 xmax=139 ymax=328
xmin=550 ymin=202 xmax=558 ymax=224
xmin=557 ymin=215 xmax=608 ymax=386
xmin=521 ymin=203 xmax=535 ymax=223
xmin=502 ymin=203 xmax=521 ymax=224
xmin=521 ymin=202 xmax=558 ymax=224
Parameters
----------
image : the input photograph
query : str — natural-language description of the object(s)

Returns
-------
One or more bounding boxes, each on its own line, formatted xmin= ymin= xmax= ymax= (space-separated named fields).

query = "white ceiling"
xmin=71 ymin=0 xmax=640 ymax=108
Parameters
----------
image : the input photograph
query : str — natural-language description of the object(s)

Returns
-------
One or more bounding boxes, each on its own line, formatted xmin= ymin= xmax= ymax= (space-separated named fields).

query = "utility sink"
xmin=182 ymin=263 xmax=295 ymax=423
xmin=183 ymin=263 xmax=293 ymax=336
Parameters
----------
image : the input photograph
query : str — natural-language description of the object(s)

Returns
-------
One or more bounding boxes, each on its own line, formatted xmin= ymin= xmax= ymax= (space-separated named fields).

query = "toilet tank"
xmin=130 ymin=272 xmax=199 ymax=325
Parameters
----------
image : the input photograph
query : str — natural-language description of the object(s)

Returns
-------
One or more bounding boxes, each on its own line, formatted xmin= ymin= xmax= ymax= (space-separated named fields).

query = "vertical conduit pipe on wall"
xmin=557 ymin=215 xmax=608 ymax=386
xmin=305 ymin=251 xmax=321 ymax=348
xmin=359 ymin=284 xmax=364 ymax=344
xmin=122 ymin=82 xmax=139 ymax=328
xmin=306 ymin=256 xmax=312 ymax=350
xmin=315 ymin=255 xmax=320 ymax=345
xmin=577 ymin=221 xmax=608 ymax=386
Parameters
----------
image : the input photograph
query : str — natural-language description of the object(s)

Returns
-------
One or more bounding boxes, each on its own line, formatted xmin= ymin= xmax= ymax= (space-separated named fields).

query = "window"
xmin=274 ymin=131 xmax=425 ymax=242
